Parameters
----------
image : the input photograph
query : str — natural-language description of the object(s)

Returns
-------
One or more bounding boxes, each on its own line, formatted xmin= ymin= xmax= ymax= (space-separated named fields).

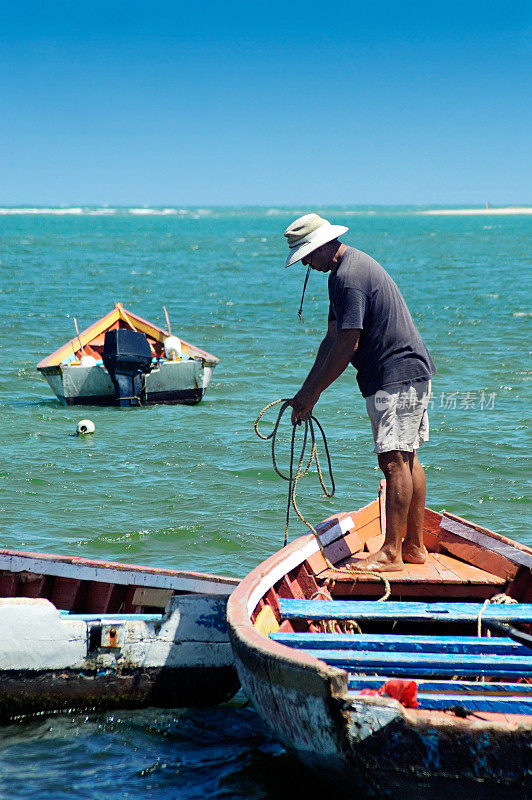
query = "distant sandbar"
xmin=420 ymin=207 xmax=532 ymax=216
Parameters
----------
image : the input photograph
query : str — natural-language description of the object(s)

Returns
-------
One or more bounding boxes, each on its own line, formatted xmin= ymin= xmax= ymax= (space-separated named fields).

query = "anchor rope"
xmin=477 ymin=592 xmax=518 ymax=638
xmin=254 ymin=399 xmax=390 ymax=602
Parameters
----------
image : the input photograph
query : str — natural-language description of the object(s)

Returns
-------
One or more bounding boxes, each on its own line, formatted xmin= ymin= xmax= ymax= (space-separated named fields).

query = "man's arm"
xmin=298 ymin=319 xmax=337 ymax=389
xmin=291 ymin=324 xmax=360 ymax=424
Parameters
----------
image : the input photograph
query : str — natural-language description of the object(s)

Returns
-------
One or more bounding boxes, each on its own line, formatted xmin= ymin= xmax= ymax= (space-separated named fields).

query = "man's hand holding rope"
xmin=290 ymin=386 xmax=319 ymax=426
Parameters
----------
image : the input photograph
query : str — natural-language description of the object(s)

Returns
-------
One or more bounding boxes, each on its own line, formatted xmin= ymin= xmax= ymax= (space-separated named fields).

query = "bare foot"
xmin=352 ymin=550 xmax=405 ymax=573
xmin=402 ymin=542 xmax=428 ymax=564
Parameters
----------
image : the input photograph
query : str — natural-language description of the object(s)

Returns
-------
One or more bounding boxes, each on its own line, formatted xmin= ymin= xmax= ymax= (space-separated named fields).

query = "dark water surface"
xmin=0 ymin=207 xmax=530 ymax=797
xmin=0 ymin=700 xmax=331 ymax=800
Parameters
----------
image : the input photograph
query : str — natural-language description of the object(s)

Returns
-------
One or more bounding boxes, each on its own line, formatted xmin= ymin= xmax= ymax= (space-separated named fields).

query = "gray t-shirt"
xmin=328 ymin=247 xmax=436 ymax=397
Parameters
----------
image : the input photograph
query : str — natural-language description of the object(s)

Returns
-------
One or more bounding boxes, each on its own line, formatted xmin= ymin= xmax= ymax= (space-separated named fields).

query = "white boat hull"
xmin=0 ymin=548 xmax=240 ymax=716
xmin=41 ymin=359 xmax=214 ymax=406
xmin=0 ymin=594 xmax=238 ymax=716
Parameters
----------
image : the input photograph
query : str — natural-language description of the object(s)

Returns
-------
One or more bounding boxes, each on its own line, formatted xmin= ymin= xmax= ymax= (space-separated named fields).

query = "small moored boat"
xmin=0 ymin=547 xmax=240 ymax=717
xmin=227 ymin=484 xmax=532 ymax=799
xmin=37 ymin=303 xmax=219 ymax=406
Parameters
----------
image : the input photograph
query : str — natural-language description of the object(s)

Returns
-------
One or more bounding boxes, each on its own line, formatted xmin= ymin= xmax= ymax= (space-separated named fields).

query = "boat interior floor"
xmin=320 ymin=551 xmax=507 ymax=599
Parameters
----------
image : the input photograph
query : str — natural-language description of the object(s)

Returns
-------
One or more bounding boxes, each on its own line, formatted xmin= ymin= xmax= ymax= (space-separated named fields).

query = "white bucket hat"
xmin=284 ymin=213 xmax=348 ymax=268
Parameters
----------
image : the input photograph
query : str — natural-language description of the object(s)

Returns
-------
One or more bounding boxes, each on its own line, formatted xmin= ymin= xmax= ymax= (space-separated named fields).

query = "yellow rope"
xmin=309 ymin=588 xmax=363 ymax=633
xmin=255 ymin=399 xmax=391 ymax=602
xmin=477 ymin=592 xmax=518 ymax=638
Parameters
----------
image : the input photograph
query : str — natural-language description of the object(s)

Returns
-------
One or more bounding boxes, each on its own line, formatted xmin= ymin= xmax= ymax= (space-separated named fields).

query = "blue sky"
xmin=0 ymin=1 xmax=530 ymax=205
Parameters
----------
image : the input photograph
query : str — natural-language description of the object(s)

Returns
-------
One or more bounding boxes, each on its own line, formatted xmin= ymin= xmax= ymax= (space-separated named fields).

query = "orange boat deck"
xmin=320 ymin=550 xmax=507 ymax=598
xmin=250 ymin=485 xmax=532 ymax=625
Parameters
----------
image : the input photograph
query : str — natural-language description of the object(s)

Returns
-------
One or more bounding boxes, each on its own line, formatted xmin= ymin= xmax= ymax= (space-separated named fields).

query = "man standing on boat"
xmin=284 ymin=213 xmax=436 ymax=572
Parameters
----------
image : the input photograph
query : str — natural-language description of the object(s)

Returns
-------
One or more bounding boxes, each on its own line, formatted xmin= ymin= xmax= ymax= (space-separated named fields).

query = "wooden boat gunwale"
xmin=229 ymin=519 xmax=351 ymax=686
xmin=0 ymin=547 xmax=239 ymax=595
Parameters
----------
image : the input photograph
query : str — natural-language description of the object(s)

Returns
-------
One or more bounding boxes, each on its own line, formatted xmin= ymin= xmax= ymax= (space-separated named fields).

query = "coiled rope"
xmin=255 ymin=398 xmax=334 ymax=546
xmin=254 ymin=399 xmax=390 ymax=602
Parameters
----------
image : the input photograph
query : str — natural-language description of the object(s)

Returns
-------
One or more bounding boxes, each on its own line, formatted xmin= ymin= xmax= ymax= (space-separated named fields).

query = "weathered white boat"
xmin=0 ymin=547 xmax=240 ymax=717
xmin=227 ymin=485 xmax=532 ymax=799
xmin=37 ymin=303 xmax=219 ymax=406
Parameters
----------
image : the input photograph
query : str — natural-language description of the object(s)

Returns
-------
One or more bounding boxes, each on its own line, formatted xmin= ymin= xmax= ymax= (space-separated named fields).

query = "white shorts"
xmin=365 ymin=379 xmax=431 ymax=454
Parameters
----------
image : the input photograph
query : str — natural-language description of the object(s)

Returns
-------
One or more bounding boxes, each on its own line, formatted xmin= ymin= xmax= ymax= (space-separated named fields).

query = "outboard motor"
xmin=102 ymin=329 xmax=153 ymax=406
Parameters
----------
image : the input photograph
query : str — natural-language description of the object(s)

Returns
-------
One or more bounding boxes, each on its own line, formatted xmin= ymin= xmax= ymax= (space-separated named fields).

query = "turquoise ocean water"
xmin=0 ymin=207 xmax=530 ymax=798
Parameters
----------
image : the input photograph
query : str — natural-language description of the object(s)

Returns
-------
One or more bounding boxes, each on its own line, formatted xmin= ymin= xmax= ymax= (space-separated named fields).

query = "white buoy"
xmin=76 ymin=419 xmax=95 ymax=435
xmin=80 ymin=355 xmax=97 ymax=367
xmin=164 ymin=335 xmax=182 ymax=361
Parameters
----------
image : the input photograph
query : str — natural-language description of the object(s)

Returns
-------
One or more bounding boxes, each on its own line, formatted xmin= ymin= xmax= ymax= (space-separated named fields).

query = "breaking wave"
xmin=0 ymin=207 xmax=204 ymax=216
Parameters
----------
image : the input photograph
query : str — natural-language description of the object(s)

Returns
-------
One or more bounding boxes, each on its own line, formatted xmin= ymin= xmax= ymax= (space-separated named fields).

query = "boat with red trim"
xmin=0 ymin=547 xmax=239 ymax=718
xmin=227 ymin=483 xmax=532 ymax=798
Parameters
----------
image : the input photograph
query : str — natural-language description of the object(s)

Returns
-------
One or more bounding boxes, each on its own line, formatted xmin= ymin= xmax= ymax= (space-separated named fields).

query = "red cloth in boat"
xmin=360 ymin=679 xmax=418 ymax=708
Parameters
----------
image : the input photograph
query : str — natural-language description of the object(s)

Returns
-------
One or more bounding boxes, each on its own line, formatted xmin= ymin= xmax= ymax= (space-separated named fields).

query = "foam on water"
xmin=0 ymin=207 xmax=85 ymax=215
xmin=128 ymin=207 xmax=181 ymax=215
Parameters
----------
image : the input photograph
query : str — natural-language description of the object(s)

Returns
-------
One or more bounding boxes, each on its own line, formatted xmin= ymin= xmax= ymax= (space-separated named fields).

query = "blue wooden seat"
xmin=345 ymin=686 xmax=532 ymax=715
xmin=60 ymin=611 xmax=162 ymax=622
xmin=346 ymin=677 xmax=532 ymax=715
xmin=347 ymin=676 xmax=532 ymax=694
xmin=290 ymin=648 xmax=530 ymax=678
xmin=278 ymin=598 xmax=532 ymax=624
xmin=274 ymin=600 xmax=532 ymax=708
xmin=408 ymin=694 xmax=532 ymax=714
xmin=271 ymin=631 xmax=529 ymax=656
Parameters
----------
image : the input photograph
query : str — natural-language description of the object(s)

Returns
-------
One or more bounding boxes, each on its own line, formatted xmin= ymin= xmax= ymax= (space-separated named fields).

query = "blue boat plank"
xmin=279 ymin=599 xmax=532 ymax=623
xmin=417 ymin=694 xmax=532 ymax=714
xmin=60 ymin=612 xmax=162 ymax=622
xmin=347 ymin=675 xmax=532 ymax=694
xmin=346 ymin=689 xmax=532 ymax=715
xmin=271 ymin=632 xmax=528 ymax=655
xmin=307 ymin=648 xmax=531 ymax=678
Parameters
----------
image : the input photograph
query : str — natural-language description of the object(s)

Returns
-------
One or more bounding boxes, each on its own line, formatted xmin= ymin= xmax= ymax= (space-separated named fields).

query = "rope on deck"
xmin=255 ymin=399 xmax=390 ymax=603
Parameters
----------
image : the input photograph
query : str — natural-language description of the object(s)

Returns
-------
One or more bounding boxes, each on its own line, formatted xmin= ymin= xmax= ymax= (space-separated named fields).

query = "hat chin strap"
xmin=298 ymin=265 xmax=311 ymax=322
